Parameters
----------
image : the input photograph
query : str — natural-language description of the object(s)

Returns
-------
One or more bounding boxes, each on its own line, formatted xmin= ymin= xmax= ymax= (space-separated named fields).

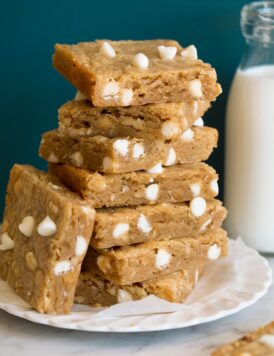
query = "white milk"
xmin=225 ymin=65 xmax=274 ymax=253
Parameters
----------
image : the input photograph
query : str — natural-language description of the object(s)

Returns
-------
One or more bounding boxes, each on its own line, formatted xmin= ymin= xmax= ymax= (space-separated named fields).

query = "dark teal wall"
xmin=0 ymin=0 xmax=247 ymax=217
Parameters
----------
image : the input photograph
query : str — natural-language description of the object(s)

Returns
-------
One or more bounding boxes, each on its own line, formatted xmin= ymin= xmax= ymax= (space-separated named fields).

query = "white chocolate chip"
xmin=145 ymin=184 xmax=159 ymax=201
xmin=158 ymin=45 xmax=177 ymax=60
xmin=82 ymin=206 xmax=92 ymax=215
xmin=0 ymin=232 xmax=15 ymax=251
xmin=132 ymin=53 xmax=149 ymax=69
xmin=181 ymin=128 xmax=194 ymax=141
xmin=113 ymin=139 xmax=129 ymax=156
xmin=110 ymin=194 xmax=115 ymax=201
xmin=37 ymin=216 xmax=57 ymax=236
xmin=132 ymin=143 xmax=144 ymax=159
xmin=48 ymin=201 xmax=59 ymax=215
xmin=200 ymin=219 xmax=212 ymax=232
xmin=165 ymin=148 xmax=176 ymax=166
xmin=190 ymin=183 xmax=201 ymax=197
xmin=192 ymin=101 xmax=199 ymax=115
xmin=181 ymin=45 xmax=198 ymax=60
xmin=102 ymin=81 xmax=120 ymax=99
xmin=193 ymin=117 xmax=204 ymax=127
xmin=189 ymin=79 xmax=203 ymax=98
xmin=54 ymin=261 xmax=72 ymax=276
xmin=48 ymin=182 xmax=61 ymax=190
xmin=149 ymin=177 xmax=154 ymax=183
xmin=122 ymin=185 xmax=129 ymax=193
xmin=25 ymin=251 xmax=38 ymax=271
xmin=71 ymin=151 xmax=83 ymax=167
xmin=75 ymin=236 xmax=87 ymax=256
xmin=94 ymin=177 xmax=107 ymax=191
xmin=117 ymin=289 xmax=133 ymax=303
xmin=210 ymin=179 xmax=219 ymax=195
xmin=120 ymin=88 xmax=133 ymax=106
xmin=137 ymin=214 xmax=152 ymax=234
xmin=260 ymin=334 xmax=274 ymax=348
xmin=19 ymin=216 xmax=35 ymax=237
xmin=195 ymin=269 xmax=199 ymax=286
xmin=103 ymin=157 xmax=114 ymax=172
xmin=100 ymin=41 xmax=116 ymax=58
xmin=112 ymin=223 xmax=129 ymax=238
xmin=74 ymin=91 xmax=88 ymax=101
xmin=48 ymin=152 xmax=58 ymax=163
xmin=147 ymin=163 xmax=163 ymax=174
xmin=161 ymin=121 xmax=179 ymax=138
xmin=82 ymin=206 xmax=94 ymax=217
xmin=207 ymin=244 xmax=221 ymax=261
xmin=190 ymin=197 xmax=207 ymax=217
xmin=156 ymin=249 xmax=171 ymax=269
xmin=74 ymin=295 xmax=85 ymax=304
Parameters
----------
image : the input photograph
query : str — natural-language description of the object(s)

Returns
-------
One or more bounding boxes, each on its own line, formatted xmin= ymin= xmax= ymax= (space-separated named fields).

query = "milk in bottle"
xmin=225 ymin=2 xmax=274 ymax=253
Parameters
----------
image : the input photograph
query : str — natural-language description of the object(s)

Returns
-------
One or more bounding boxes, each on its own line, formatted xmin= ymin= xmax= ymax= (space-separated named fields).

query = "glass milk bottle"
xmin=225 ymin=1 xmax=274 ymax=253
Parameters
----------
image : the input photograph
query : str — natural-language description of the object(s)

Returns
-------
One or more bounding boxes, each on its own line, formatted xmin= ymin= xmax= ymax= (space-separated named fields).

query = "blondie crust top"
xmin=53 ymin=40 xmax=221 ymax=106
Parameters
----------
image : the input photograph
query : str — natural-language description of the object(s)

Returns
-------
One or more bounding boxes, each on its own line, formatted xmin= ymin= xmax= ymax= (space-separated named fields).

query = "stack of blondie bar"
xmin=0 ymin=40 xmax=228 ymax=314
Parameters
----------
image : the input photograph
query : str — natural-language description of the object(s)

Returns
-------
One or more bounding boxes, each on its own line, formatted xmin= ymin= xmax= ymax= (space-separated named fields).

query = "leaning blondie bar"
xmin=49 ymin=162 xmax=219 ymax=208
xmin=83 ymin=228 xmax=228 ymax=285
xmin=58 ymin=99 xmax=210 ymax=139
xmin=75 ymin=265 xmax=206 ymax=306
xmin=0 ymin=165 xmax=95 ymax=314
xmin=40 ymin=126 xmax=218 ymax=174
xmin=212 ymin=321 xmax=274 ymax=356
xmin=91 ymin=199 xmax=227 ymax=249
xmin=53 ymin=40 xmax=221 ymax=106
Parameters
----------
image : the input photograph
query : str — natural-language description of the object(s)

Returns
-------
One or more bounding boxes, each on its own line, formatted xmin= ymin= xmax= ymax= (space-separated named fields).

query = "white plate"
xmin=0 ymin=239 xmax=272 ymax=332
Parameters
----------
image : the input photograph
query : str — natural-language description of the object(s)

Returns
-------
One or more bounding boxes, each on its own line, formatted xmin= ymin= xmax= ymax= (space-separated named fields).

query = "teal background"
xmin=0 ymin=0 xmax=247 ymax=217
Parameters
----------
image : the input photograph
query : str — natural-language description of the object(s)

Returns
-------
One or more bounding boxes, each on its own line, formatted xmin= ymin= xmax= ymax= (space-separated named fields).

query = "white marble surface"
xmin=0 ymin=257 xmax=273 ymax=356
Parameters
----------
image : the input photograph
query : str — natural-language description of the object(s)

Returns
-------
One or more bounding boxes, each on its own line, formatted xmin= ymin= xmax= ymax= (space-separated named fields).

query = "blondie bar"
xmin=53 ymin=40 xmax=221 ymax=106
xmin=212 ymin=321 xmax=274 ymax=356
xmin=91 ymin=199 xmax=227 ymax=249
xmin=49 ymin=162 xmax=219 ymax=208
xmin=83 ymin=228 xmax=228 ymax=285
xmin=40 ymin=127 xmax=218 ymax=174
xmin=0 ymin=165 xmax=95 ymax=314
xmin=75 ymin=265 xmax=206 ymax=306
xmin=58 ymin=99 xmax=210 ymax=139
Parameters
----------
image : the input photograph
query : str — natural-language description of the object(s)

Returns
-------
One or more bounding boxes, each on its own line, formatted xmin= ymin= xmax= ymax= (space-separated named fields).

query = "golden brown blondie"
xmin=58 ymin=99 xmax=210 ymax=139
xmin=212 ymin=321 xmax=274 ymax=356
xmin=75 ymin=265 xmax=206 ymax=306
xmin=91 ymin=199 xmax=227 ymax=249
xmin=49 ymin=162 xmax=219 ymax=208
xmin=40 ymin=127 xmax=218 ymax=174
xmin=53 ymin=40 xmax=222 ymax=107
xmin=83 ymin=228 xmax=228 ymax=285
xmin=0 ymin=165 xmax=95 ymax=314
